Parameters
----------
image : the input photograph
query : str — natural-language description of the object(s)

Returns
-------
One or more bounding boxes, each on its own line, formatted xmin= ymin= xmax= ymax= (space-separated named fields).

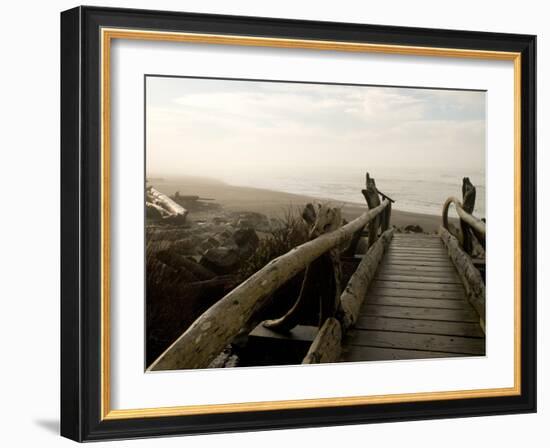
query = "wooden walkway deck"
xmin=341 ymin=233 xmax=485 ymax=362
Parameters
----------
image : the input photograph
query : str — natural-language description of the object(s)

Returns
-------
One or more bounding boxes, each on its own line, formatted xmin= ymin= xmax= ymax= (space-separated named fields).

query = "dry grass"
xmin=237 ymin=207 xmax=310 ymax=282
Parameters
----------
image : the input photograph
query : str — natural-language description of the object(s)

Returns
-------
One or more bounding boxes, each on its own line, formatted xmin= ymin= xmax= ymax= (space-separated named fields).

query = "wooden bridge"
xmin=340 ymin=233 xmax=484 ymax=362
xmin=149 ymin=173 xmax=486 ymax=371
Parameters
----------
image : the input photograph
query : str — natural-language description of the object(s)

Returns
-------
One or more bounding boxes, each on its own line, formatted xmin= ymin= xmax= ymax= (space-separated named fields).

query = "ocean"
xmin=220 ymin=167 xmax=486 ymax=218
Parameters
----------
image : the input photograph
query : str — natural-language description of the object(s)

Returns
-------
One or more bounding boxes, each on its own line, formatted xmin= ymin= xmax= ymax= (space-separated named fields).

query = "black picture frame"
xmin=61 ymin=5 xmax=536 ymax=442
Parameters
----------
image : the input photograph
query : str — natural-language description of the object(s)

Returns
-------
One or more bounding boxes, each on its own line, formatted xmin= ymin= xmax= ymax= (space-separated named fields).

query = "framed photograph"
xmin=60 ymin=6 xmax=536 ymax=441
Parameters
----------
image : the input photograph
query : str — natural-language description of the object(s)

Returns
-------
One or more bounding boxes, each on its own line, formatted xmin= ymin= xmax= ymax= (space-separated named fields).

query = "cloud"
xmin=146 ymin=78 xmax=485 ymax=177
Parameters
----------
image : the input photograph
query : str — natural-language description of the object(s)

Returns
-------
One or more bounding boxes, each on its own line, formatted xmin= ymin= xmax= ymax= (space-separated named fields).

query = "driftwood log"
xmin=362 ymin=173 xmax=382 ymax=248
xmin=263 ymin=204 xmax=342 ymax=332
xmin=460 ymin=177 xmax=476 ymax=254
xmin=339 ymin=228 xmax=394 ymax=330
xmin=442 ymin=198 xmax=486 ymax=236
xmin=302 ymin=318 xmax=342 ymax=364
xmin=148 ymin=199 xmax=390 ymax=371
xmin=439 ymin=226 xmax=486 ymax=332
xmin=442 ymin=178 xmax=485 ymax=249
xmin=344 ymin=172 xmax=390 ymax=256
xmin=147 ymin=187 xmax=188 ymax=222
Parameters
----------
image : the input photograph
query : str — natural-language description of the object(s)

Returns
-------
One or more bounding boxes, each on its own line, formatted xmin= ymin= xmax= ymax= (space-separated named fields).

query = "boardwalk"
xmin=149 ymin=174 xmax=486 ymax=371
xmin=341 ymin=233 xmax=485 ymax=362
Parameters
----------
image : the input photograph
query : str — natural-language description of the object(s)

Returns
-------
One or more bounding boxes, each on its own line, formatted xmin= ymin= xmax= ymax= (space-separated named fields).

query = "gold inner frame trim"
xmin=100 ymin=27 xmax=522 ymax=420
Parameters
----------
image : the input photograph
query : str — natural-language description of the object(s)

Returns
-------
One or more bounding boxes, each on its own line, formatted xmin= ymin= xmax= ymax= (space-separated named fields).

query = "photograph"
xmin=144 ymin=76 xmax=487 ymax=371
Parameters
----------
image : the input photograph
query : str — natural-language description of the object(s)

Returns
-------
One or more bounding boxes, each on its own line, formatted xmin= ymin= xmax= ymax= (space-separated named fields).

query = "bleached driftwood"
xmin=148 ymin=199 xmax=389 ymax=371
xmin=362 ymin=173 xmax=382 ymax=248
xmin=459 ymin=177 xmax=477 ymax=254
xmin=147 ymin=187 xmax=188 ymax=222
xmin=263 ymin=204 xmax=342 ymax=332
xmin=146 ymin=201 xmax=170 ymax=219
xmin=442 ymin=197 xmax=486 ymax=236
xmin=439 ymin=226 xmax=486 ymax=332
xmin=339 ymin=228 xmax=394 ymax=330
xmin=344 ymin=172 xmax=388 ymax=256
xmin=302 ymin=317 xmax=342 ymax=364
xmin=442 ymin=178 xmax=485 ymax=249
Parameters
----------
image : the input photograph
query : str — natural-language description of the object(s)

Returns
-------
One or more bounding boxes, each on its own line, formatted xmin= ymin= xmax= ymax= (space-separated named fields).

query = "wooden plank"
xmin=378 ymin=272 xmax=459 ymax=281
xmin=346 ymin=330 xmax=485 ymax=355
xmin=373 ymin=280 xmax=465 ymax=292
xmin=388 ymin=247 xmax=449 ymax=258
xmin=391 ymin=247 xmax=443 ymax=252
xmin=383 ymin=259 xmax=453 ymax=267
xmin=380 ymin=263 xmax=456 ymax=271
xmin=392 ymin=237 xmax=442 ymax=241
xmin=386 ymin=252 xmax=449 ymax=258
xmin=392 ymin=240 xmax=441 ymax=244
xmin=367 ymin=295 xmax=470 ymax=310
xmin=368 ymin=287 xmax=466 ymax=300
xmin=360 ymin=304 xmax=478 ymax=322
xmin=392 ymin=239 xmax=443 ymax=244
xmin=389 ymin=246 xmax=446 ymax=251
xmin=375 ymin=274 xmax=461 ymax=284
xmin=380 ymin=264 xmax=457 ymax=274
xmin=355 ymin=316 xmax=485 ymax=337
xmin=391 ymin=244 xmax=443 ymax=249
xmin=341 ymin=345 xmax=466 ymax=362
xmin=395 ymin=233 xmax=438 ymax=240
xmin=387 ymin=252 xmax=448 ymax=258
xmin=357 ymin=255 xmax=450 ymax=263
xmin=388 ymin=247 xmax=446 ymax=252
xmin=377 ymin=266 xmax=460 ymax=279
xmin=385 ymin=254 xmax=450 ymax=262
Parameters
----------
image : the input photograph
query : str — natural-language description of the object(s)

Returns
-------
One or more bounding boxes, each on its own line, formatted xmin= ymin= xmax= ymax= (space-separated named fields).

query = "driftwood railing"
xmin=149 ymin=173 xmax=394 ymax=371
xmin=439 ymin=177 xmax=486 ymax=331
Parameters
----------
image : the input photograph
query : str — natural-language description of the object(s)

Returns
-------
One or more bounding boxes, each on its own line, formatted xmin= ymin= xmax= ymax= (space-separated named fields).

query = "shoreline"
xmin=150 ymin=177 xmax=447 ymax=233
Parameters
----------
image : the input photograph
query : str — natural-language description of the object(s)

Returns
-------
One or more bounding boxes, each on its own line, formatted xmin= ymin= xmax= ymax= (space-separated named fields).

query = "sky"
xmin=145 ymin=76 xmax=486 ymax=179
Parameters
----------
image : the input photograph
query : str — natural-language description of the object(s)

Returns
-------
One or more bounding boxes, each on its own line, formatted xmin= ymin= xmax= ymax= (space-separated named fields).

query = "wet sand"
xmin=150 ymin=176 xmax=446 ymax=234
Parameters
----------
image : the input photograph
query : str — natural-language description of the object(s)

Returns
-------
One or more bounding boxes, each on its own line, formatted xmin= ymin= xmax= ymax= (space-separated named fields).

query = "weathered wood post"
xmin=381 ymin=202 xmax=391 ymax=232
xmin=378 ymin=190 xmax=394 ymax=232
xmin=262 ymin=204 xmax=342 ymax=332
xmin=460 ymin=177 xmax=476 ymax=255
xmin=362 ymin=173 xmax=381 ymax=248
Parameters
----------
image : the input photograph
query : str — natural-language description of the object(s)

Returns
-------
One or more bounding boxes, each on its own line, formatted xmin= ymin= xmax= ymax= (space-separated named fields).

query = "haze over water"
xmin=147 ymin=76 xmax=486 ymax=219
xmin=219 ymin=166 xmax=486 ymax=218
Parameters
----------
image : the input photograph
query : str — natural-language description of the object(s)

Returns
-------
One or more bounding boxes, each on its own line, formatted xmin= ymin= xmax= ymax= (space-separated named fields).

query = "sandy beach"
xmin=149 ymin=176 xmax=447 ymax=233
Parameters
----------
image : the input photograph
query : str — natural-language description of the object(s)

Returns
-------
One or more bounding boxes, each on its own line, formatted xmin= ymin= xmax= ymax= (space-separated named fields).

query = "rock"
xmin=220 ymin=229 xmax=233 ymax=239
xmin=404 ymin=224 xmax=423 ymax=233
xmin=206 ymin=236 xmax=220 ymax=247
xmin=171 ymin=237 xmax=199 ymax=254
xmin=146 ymin=202 xmax=166 ymax=220
xmin=150 ymin=255 xmax=198 ymax=283
xmin=156 ymin=250 xmax=216 ymax=280
xmin=199 ymin=240 xmax=216 ymax=254
xmin=232 ymin=211 xmax=270 ymax=231
xmin=164 ymin=214 xmax=188 ymax=225
xmin=213 ymin=216 xmax=229 ymax=225
xmin=200 ymin=246 xmax=240 ymax=274
xmin=147 ymin=228 xmax=192 ymax=241
xmin=233 ymin=227 xmax=259 ymax=247
xmin=233 ymin=228 xmax=260 ymax=258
